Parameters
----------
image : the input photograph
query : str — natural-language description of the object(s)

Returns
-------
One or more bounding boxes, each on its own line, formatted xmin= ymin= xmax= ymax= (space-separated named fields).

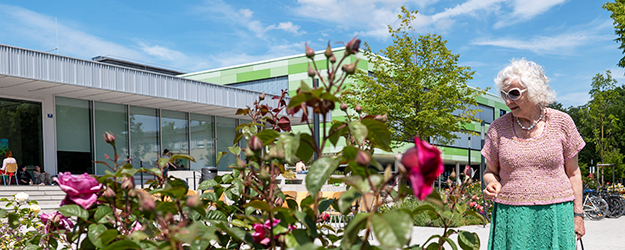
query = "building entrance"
xmin=0 ymin=98 xmax=43 ymax=172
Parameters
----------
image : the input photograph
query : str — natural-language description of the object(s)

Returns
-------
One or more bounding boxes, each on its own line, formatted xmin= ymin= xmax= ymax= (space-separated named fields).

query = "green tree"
xmin=582 ymin=70 xmax=624 ymax=184
xmin=604 ymin=0 xmax=625 ymax=68
xmin=346 ymin=6 xmax=485 ymax=145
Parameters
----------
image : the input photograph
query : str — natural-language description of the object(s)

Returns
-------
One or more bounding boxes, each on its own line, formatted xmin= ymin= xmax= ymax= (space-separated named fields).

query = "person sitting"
xmin=34 ymin=165 xmax=53 ymax=185
xmin=295 ymin=161 xmax=308 ymax=174
xmin=1 ymin=150 xmax=16 ymax=175
xmin=17 ymin=165 xmax=33 ymax=185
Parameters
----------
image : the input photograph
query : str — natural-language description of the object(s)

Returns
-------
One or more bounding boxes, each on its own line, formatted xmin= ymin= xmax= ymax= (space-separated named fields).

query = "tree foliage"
xmin=346 ymin=6 xmax=485 ymax=145
xmin=604 ymin=0 xmax=625 ymax=68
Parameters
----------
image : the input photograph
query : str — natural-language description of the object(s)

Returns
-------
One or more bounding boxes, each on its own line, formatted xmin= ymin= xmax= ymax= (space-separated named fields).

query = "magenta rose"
xmin=401 ymin=137 xmax=444 ymax=200
xmin=41 ymin=211 xmax=74 ymax=233
xmin=54 ymin=172 xmax=102 ymax=209
xmin=251 ymin=219 xmax=294 ymax=246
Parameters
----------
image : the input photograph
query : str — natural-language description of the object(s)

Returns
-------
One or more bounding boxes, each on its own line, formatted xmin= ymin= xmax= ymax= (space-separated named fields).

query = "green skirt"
xmin=488 ymin=201 xmax=575 ymax=250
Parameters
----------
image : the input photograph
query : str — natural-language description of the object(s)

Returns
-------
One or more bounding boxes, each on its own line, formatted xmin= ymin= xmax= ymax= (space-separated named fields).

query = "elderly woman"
xmin=481 ymin=59 xmax=585 ymax=249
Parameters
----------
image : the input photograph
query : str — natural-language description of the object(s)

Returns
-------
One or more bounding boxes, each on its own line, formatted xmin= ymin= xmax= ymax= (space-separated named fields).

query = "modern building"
xmin=0 ymin=44 xmax=296 ymax=176
xmin=181 ymin=48 xmax=510 ymax=179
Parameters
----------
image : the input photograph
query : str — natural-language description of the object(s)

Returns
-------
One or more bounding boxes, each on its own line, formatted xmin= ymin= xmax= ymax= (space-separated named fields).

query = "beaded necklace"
xmin=516 ymin=108 xmax=543 ymax=131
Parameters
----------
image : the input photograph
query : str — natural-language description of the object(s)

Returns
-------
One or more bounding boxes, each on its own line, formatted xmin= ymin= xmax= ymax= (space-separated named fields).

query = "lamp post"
xmin=468 ymin=136 xmax=471 ymax=170
xmin=480 ymin=121 xmax=487 ymax=227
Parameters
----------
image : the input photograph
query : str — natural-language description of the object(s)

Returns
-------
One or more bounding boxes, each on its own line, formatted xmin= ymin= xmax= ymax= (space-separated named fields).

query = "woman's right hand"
xmin=484 ymin=182 xmax=501 ymax=200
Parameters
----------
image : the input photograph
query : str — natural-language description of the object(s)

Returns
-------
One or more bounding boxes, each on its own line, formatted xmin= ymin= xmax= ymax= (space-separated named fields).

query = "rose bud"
xmin=328 ymin=72 xmax=335 ymax=82
xmin=355 ymin=103 xmax=362 ymax=113
xmin=248 ymin=135 xmax=263 ymax=152
xmin=121 ymin=177 xmax=134 ymax=191
xmin=137 ymin=190 xmax=155 ymax=211
xmin=330 ymin=55 xmax=336 ymax=64
xmin=355 ymin=151 xmax=371 ymax=166
xmin=305 ymin=43 xmax=315 ymax=58
xmin=104 ymin=132 xmax=115 ymax=145
xmin=186 ymin=195 xmax=201 ymax=207
xmin=345 ymin=37 xmax=361 ymax=55
xmin=236 ymin=158 xmax=247 ymax=170
xmin=325 ymin=42 xmax=333 ymax=58
xmin=340 ymin=103 xmax=348 ymax=111
xmin=341 ymin=62 xmax=356 ymax=75
xmin=401 ymin=137 xmax=444 ymax=200
xmin=308 ymin=64 xmax=315 ymax=77
xmin=104 ymin=187 xmax=116 ymax=198
xmin=449 ymin=170 xmax=456 ymax=180
xmin=259 ymin=92 xmax=265 ymax=101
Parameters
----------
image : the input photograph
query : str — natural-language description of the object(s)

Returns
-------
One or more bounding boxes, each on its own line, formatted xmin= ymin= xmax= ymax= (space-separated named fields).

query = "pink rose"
xmin=41 ymin=211 xmax=73 ymax=233
xmin=55 ymin=172 xmax=102 ymax=209
xmin=252 ymin=219 xmax=295 ymax=246
xmin=401 ymin=137 xmax=444 ymax=200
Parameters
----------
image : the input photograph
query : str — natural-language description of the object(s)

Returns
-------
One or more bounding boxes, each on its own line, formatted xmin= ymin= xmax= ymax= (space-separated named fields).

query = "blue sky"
xmin=0 ymin=0 xmax=621 ymax=108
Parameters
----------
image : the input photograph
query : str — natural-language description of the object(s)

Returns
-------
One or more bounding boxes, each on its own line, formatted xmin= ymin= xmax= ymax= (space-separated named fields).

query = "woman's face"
xmin=35 ymin=166 xmax=40 ymax=171
xmin=501 ymin=79 xmax=534 ymax=117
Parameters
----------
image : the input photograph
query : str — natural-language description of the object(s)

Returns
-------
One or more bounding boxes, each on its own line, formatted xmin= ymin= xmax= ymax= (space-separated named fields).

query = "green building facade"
xmin=181 ymin=48 xmax=510 ymax=179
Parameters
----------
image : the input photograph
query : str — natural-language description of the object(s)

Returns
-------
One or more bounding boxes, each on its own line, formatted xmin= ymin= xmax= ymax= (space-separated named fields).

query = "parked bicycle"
xmin=583 ymin=189 xmax=609 ymax=220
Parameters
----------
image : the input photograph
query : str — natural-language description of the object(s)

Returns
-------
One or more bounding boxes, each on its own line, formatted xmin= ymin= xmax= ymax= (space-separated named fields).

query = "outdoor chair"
xmin=4 ymin=163 xmax=18 ymax=185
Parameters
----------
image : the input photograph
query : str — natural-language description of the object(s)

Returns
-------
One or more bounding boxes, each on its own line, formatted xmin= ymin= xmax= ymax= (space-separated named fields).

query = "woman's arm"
xmin=565 ymin=153 xmax=585 ymax=239
xmin=483 ymin=161 xmax=501 ymax=200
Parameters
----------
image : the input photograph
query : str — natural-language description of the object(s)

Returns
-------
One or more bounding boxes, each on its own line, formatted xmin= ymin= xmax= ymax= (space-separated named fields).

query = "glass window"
xmin=94 ymin=102 xmax=128 ymax=175
xmin=500 ymin=109 xmax=507 ymax=117
xmin=161 ymin=110 xmax=188 ymax=170
xmin=56 ymin=97 xmax=93 ymax=174
xmin=215 ymin=117 xmax=236 ymax=171
xmin=130 ymin=106 xmax=159 ymax=168
xmin=189 ymin=114 xmax=214 ymax=171
xmin=0 ymin=98 xmax=43 ymax=171
xmin=477 ymin=104 xmax=494 ymax=124
xmin=228 ymin=76 xmax=288 ymax=96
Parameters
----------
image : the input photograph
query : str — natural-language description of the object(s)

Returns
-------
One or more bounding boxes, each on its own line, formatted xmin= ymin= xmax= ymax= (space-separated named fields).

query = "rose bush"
xmin=0 ymin=37 xmax=482 ymax=250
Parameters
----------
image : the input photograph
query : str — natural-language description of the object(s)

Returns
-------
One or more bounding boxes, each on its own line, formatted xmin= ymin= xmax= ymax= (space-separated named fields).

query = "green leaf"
xmin=328 ymin=121 xmax=347 ymax=147
xmin=216 ymin=151 xmax=229 ymax=166
xmin=464 ymin=210 xmax=485 ymax=224
xmin=425 ymin=190 xmax=445 ymax=209
xmin=342 ymin=146 xmax=358 ymax=161
xmin=305 ymin=157 xmax=340 ymax=196
xmin=215 ymin=223 xmax=255 ymax=245
xmin=285 ymin=229 xmax=312 ymax=248
xmin=205 ymin=210 xmax=228 ymax=223
xmin=295 ymin=211 xmax=317 ymax=238
xmin=349 ymin=121 xmax=368 ymax=145
xmin=296 ymin=133 xmax=316 ymax=163
xmin=94 ymin=206 xmax=114 ymax=224
xmin=343 ymin=213 xmax=370 ymax=249
xmin=234 ymin=132 xmax=244 ymax=144
xmin=338 ymin=188 xmax=362 ymax=214
xmin=88 ymin=224 xmax=117 ymax=248
xmin=7 ymin=213 xmax=19 ymax=229
xmin=0 ymin=208 xmax=7 ymax=218
xmin=170 ymin=154 xmax=196 ymax=163
xmin=318 ymin=198 xmax=334 ymax=213
xmin=102 ymin=240 xmax=141 ymax=250
xmin=198 ymin=179 xmax=219 ymax=190
xmin=371 ymin=210 xmax=413 ymax=248
xmin=456 ymin=202 xmax=467 ymax=214
xmin=361 ymin=119 xmax=392 ymax=152
xmin=228 ymin=146 xmax=241 ymax=156
xmin=158 ymin=157 xmax=169 ymax=169
xmin=245 ymin=200 xmax=271 ymax=212
xmin=413 ymin=204 xmax=437 ymax=216
xmin=292 ymin=243 xmax=321 ymax=250
xmin=256 ymin=129 xmax=281 ymax=145
xmin=279 ymin=133 xmax=300 ymax=162
xmin=458 ymin=231 xmax=480 ymax=250
xmin=58 ymin=204 xmax=89 ymax=221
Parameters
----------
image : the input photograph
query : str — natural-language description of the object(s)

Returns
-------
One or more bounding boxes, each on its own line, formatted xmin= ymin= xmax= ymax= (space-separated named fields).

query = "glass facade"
xmin=56 ymin=97 xmax=93 ymax=174
xmin=130 ymin=106 xmax=160 ymax=168
xmin=161 ymin=110 xmax=189 ymax=169
xmin=228 ymin=76 xmax=288 ymax=96
xmin=53 ymin=97 xmax=240 ymax=174
xmin=216 ymin=117 xmax=237 ymax=171
xmin=0 ymin=98 xmax=43 ymax=171
xmin=94 ymin=102 xmax=128 ymax=175
xmin=189 ymin=114 xmax=215 ymax=171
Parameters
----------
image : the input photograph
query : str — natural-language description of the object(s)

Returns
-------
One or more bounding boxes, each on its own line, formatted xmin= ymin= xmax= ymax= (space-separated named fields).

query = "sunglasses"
xmin=500 ymin=88 xmax=527 ymax=101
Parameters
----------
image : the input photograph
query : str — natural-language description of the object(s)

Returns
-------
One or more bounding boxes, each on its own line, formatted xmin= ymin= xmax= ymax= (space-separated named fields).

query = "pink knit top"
xmin=481 ymin=108 xmax=585 ymax=205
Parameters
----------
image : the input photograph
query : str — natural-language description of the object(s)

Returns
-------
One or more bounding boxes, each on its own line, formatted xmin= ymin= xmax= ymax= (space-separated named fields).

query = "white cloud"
xmin=138 ymin=42 xmax=188 ymax=62
xmin=197 ymin=0 xmax=306 ymax=39
xmin=471 ymin=31 xmax=612 ymax=55
xmin=494 ymin=0 xmax=567 ymax=28
xmin=266 ymin=22 xmax=305 ymax=35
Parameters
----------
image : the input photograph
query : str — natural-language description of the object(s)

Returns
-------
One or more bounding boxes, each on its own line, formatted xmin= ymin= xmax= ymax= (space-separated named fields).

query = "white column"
xmin=455 ymin=162 xmax=460 ymax=184
xmin=42 ymin=94 xmax=57 ymax=175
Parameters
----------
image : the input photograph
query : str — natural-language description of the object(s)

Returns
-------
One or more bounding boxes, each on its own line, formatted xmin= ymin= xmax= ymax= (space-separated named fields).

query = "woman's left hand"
xmin=574 ymin=216 xmax=585 ymax=239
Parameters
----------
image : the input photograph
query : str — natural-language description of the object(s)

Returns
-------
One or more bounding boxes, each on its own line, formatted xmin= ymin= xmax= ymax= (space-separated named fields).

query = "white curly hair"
xmin=494 ymin=58 xmax=556 ymax=106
